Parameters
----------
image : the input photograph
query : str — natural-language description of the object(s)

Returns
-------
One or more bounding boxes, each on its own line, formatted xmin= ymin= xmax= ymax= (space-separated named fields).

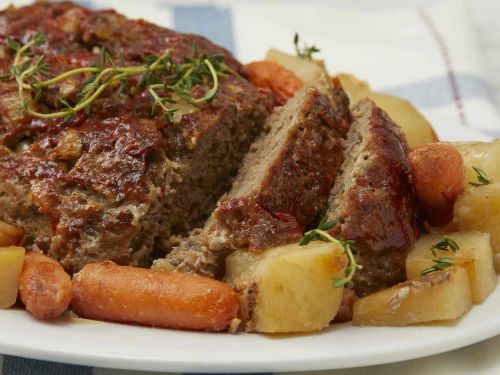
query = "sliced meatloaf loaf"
xmin=157 ymin=77 xmax=351 ymax=277
xmin=325 ymin=99 xmax=416 ymax=297
xmin=0 ymin=2 xmax=271 ymax=273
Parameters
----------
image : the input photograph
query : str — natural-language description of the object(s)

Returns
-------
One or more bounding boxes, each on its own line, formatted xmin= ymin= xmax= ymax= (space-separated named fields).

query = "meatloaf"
xmin=325 ymin=99 xmax=416 ymax=297
xmin=157 ymin=77 xmax=351 ymax=277
xmin=0 ymin=2 xmax=271 ymax=273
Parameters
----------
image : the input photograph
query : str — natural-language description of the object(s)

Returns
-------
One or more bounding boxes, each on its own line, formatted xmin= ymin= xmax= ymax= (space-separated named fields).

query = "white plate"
xmin=0 ymin=124 xmax=498 ymax=373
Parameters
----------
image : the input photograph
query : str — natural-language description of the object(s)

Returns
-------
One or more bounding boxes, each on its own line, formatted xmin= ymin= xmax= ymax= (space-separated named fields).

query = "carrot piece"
xmin=71 ymin=261 xmax=240 ymax=331
xmin=244 ymin=61 xmax=303 ymax=105
xmin=19 ymin=252 xmax=73 ymax=319
xmin=409 ymin=142 xmax=465 ymax=226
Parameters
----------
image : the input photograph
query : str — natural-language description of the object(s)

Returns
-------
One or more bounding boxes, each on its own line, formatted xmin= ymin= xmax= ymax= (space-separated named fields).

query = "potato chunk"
xmin=369 ymin=92 xmax=438 ymax=149
xmin=453 ymin=183 xmax=500 ymax=272
xmin=0 ymin=221 xmax=24 ymax=247
xmin=353 ymin=267 xmax=472 ymax=326
xmin=0 ymin=246 xmax=25 ymax=309
xmin=453 ymin=140 xmax=500 ymax=189
xmin=225 ymin=242 xmax=347 ymax=333
xmin=266 ymin=49 xmax=326 ymax=84
xmin=336 ymin=74 xmax=438 ymax=148
xmin=406 ymin=232 xmax=496 ymax=303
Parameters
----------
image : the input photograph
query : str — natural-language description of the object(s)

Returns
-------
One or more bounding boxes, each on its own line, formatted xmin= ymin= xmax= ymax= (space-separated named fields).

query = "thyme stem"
xmin=5 ymin=33 xmax=230 ymax=123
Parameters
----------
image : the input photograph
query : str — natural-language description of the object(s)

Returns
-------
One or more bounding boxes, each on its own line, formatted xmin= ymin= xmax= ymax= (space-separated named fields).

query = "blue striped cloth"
xmin=1 ymin=0 xmax=500 ymax=374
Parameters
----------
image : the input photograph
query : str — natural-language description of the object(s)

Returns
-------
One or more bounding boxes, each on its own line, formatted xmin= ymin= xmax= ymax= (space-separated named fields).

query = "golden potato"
xmin=353 ymin=267 xmax=472 ymax=326
xmin=335 ymin=73 xmax=371 ymax=104
xmin=225 ymin=241 xmax=347 ymax=333
xmin=453 ymin=183 xmax=500 ymax=272
xmin=406 ymin=232 xmax=496 ymax=303
xmin=0 ymin=246 xmax=25 ymax=309
xmin=266 ymin=49 xmax=326 ymax=84
xmin=452 ymin=140 xmax=500 ymax=190
xmin=369 ymin=92 xmax=438 ymax=148
xmin=0 ymin=221 xmax=24 ymax=247
xmin=409 ymin=143 xmax=465 ymax=226
xmin=336 ymin=74 xmax=438 ymax=148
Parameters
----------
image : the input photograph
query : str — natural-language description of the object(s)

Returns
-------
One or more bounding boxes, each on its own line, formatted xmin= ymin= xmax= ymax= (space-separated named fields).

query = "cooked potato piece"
xmin=0 ymin=246 xmax=25 ymax=309
xmin=369 ymin=92 xmax=438 ymax=149
xmin=406 ymin=232 xmax=496 ymax=303
xmin=336 ymin=73 xmax=371 ymax=105
xmin=266 ymin=49 xmax=326 ymax=84
xmin=336 ymin=74 xmax=438 ymax=148
xmin=225 ymin=241 xmax=347 ymax=333
xmin=0 ymin=221 xmax=24 ymax=247
xmin=353 ymin=267 xmax=472 ymax=326
xmin=452 ymin=140 xmax=500 ymax=189
xmin=453 ymin=183 xmax=500 ymax=272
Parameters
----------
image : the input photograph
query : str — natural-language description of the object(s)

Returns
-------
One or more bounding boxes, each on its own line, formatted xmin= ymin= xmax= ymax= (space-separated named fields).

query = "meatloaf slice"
xmin=325 ymin=99 xmax=416 ymax=297
xmin=0 ymin=2 xmax=271 ymax=273
xmin=157 ymin=77 xmax=351 ymax=277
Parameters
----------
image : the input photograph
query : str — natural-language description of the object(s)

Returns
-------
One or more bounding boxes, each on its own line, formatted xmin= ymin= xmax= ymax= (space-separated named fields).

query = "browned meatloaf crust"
xmin=0 ymin=2 xmax=271 ymax=273
xmin=325 ymin=99 xmax=416 ymax=297
xmin=158 ymin=77 xmax=351 ymax=277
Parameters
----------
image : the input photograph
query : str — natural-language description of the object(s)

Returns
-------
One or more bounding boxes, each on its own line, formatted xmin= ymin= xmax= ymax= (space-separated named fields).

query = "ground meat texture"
xmin=0 ymin=2 xmax=271 ymax=273
xmin=325 ymin=99 xmax=416 ymax=297
xmin=160 ymin=77 xmax=351 ymax=277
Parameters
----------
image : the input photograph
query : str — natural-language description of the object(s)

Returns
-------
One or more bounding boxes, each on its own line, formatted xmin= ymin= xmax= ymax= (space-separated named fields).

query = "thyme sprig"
xmin=300 ymin=218 xmax=362 ymax=288
xmin=293 ymin=33 xmax=320 ymax=60
xmin=421 ymin=236 xmax=460 ymax=275
xmin=3 ymin=32 xmax=231 ymax=124
xmin=469 ymin=166 xmax=492 ymax=187
xmin=430 ymin=235 xmax=460 ymax=257
xmin=421 ymin=257 xmax=455 ymax=275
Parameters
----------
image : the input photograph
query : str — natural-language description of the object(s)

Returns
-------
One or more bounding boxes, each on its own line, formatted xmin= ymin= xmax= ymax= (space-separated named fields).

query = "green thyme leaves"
xmin=300 ymin=218 xmax=362 ymax=288
xmin=469 ymin=166 xmax=492 ymax=187
xmin=421 ymin=236 xmax=460 ymax=275
xmin=421 ymin=257 xmax=455 ymax=275
xmin=293 ymin=33 xmax=320 ymax=60
xmin=430 ymin=235 xmax=460 ymax=257
xmin=3 ymin=33 xmax=232 ymax=124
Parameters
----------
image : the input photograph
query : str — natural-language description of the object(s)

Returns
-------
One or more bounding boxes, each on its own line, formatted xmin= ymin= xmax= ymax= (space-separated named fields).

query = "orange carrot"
xmin=244 ymin=61 xmax=303 ymax=105
xmin=71 ymin=261 xmax=240 ymax=331
xmin=19 ymin=252 xmax=73 ymax=319
xmin=409 ymin=142 xmax=465 ymax=226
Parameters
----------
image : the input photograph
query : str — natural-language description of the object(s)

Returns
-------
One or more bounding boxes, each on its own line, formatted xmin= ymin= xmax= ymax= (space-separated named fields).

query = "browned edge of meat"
xmin=0 ymin=1 xmax=272 ymax=273
xmin=155 ymin=76 xmax=351 ymax=278
xmin=325 ymin=98 xmax=416 ymax=297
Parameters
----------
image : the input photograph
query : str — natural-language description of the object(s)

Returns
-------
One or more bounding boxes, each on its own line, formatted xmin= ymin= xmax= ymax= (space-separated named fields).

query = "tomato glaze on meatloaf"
xmin=0 ymin=1 xmax=272 ymax=273
xmin=325 ymin=99 xmax=417 ymax=297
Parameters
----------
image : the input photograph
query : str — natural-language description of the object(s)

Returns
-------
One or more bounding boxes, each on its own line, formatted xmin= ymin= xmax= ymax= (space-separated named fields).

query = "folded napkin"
xmin=1 ymin=0 xmax=499 ymax=374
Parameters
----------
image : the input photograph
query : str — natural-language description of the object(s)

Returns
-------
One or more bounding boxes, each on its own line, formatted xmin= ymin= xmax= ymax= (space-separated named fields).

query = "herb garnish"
xmin=420 ymin=257 xmax=455 ymax=275
xmin=2 ymin=32 xmax=233 ymax=124
xmin=293 ymin=33 xmax=320 ymax=60
xmin=469 ymin=166 xmax=492 ymax=187
xmin=430 ymin=235 xmax=460 ymax=256
xmin=421 ymin=235 xmax=460 ymax=275
xmin=300 ymin=218 xmax=362 ymax=288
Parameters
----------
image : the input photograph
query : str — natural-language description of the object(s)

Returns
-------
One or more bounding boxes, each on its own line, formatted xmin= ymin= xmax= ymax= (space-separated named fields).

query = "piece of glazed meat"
xmin=325 ymin=99 xmax=416 ymax=297
xmin=157 ymin=77 xmax=351 ymax=277
xmin=0 ymin=2 xmax=272 ymax=273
